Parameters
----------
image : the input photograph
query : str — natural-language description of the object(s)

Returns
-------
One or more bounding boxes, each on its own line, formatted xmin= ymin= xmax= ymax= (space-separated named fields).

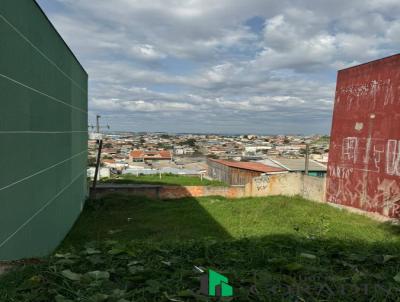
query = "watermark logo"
xmin=200 ymin=269 xmax=233 ymax=297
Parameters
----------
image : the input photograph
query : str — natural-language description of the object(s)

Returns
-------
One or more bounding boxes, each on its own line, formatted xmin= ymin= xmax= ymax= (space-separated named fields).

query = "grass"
xmin=62 ymin=195 xmax=398 ymax=245
xmin=312 ymin=135 xmax=330 ymax=145
xmin=100 ymin=173 xmax=227 ymax=187
xmin=1 ymin=195 xmax=400 ymax=301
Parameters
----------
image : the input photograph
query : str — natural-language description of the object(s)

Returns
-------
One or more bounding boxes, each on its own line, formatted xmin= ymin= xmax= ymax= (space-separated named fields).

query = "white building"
xmin=174 ymin=147 xmax=195 ymax=155
xmin=87 ymin=167 xmax=111 ymax=180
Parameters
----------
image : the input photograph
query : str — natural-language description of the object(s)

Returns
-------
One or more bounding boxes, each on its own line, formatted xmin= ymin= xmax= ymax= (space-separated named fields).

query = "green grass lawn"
xmin=100 ymin=173 xmax=227 ymax=186
xmin=1 ymin=195 xmax=400 ymax=301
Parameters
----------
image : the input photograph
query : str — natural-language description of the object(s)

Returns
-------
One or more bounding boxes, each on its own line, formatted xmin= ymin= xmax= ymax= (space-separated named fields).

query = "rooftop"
xmin=130 ymin=150 xmax=172 ymax=159
xmin=209 ymin=159 xmax=286 ymax=173
xmin=260 ymin=157 xmax=327 ymax=172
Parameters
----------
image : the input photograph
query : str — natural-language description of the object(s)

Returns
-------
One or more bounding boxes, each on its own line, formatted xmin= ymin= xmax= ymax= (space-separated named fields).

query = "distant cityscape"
xmin=88 ymin=132 xmax=329 ymax=180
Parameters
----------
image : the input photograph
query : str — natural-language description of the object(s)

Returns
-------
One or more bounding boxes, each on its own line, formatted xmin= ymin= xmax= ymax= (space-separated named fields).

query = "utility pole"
xmin=304 ymin=143 xmax=310 ymax=176
xmin=302 ymin=143 xmax=310 ymax=197
xmin=96 ymin=114 xmax=101 ymax=133
xmin=90 ymin=115 xmax=110 ymax=199
xmin=92 ymin=139 xmax=103 ymax=198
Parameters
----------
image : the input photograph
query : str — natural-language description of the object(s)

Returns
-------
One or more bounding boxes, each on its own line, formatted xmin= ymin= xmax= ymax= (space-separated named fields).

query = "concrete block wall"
xmin=302 ymin=175 xmax=326 ymax=202
xmin=247 ymin=173 xmax=303 ymax=197
xmin=93 ymin=173 xmax=326 ymax=202
xmin=248 ymin=173 xmax=326 ymax=202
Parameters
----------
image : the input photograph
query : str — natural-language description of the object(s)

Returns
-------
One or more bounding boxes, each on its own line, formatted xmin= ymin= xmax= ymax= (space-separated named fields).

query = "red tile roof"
xmin=130 ymin=150 xmax=144 ymax=158
xmin=209 ymin=159 xmax=286 ymax=173
xmin=130 ymin=150 xmax=172 ymax=159
xmin=103 ymin=159 xmax=116 ymax=164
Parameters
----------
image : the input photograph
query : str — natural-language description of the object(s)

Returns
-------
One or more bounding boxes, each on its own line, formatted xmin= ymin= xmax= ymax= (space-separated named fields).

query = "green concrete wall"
xmin=0 ymin=1 xmax=88 ymax=260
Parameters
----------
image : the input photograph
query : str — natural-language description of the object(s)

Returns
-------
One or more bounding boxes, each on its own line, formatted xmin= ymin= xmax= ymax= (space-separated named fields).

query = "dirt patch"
xmin=0 ymin=258 xmax=42 ymax=277
xmin=0 ymin=263 xmax=13 ymax=276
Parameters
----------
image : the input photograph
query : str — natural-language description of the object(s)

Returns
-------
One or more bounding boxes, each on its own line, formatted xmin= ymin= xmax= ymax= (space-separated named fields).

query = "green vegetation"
xmin=313 ymin=135 xmax=330 ymax=145
xmin=1 ymin=195 xmax=400 ymax=301
xmin=100 ymin=173 xmax=227 ymax=187
xmin=180 ymin=138 xmax=196 ymax=147
xmin=156 ymin=143 xmax=173 ymax=149
xmin=62 ymin=195 xmax=399 ymax=245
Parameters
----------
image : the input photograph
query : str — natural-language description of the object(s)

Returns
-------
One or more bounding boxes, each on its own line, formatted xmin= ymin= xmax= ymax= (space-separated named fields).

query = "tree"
xmin=88 ymin=157 xmax=97 ymax=167
xmin=183 ymin=138 xmax=196 ymax=147
xmin=157 ymin=143 xmax=173 ymax=149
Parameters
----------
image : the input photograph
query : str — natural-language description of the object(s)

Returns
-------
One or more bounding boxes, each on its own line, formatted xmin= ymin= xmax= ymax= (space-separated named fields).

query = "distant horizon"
xmin=100 ymin=130 xmax=330 ymax=137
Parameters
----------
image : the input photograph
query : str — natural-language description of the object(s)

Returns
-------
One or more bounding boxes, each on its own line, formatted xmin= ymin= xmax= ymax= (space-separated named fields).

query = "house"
xmin=102 ymin=159 xmax=116 ymax=166
xmin=129 ymin=150 xmax=172 ymax=163
xmin=102 ymin=159 xmax=128 ymax=170
xmin=259 ymin=157 xmax=327 ymax=177
xmin=87 ymin=167 xmax=111 ymax=180
xmin=207 ymin=159 xmax=287 ymax=185
xmin=311 ymin=153 xmax=329 ymax=164
xmin=174 ymin=146 xmax=195 ymax=155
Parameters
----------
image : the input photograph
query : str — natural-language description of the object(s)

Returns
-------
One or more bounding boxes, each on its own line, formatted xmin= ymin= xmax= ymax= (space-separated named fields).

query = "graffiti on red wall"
xmin=326 ymin=54 xmax=400 ymax=217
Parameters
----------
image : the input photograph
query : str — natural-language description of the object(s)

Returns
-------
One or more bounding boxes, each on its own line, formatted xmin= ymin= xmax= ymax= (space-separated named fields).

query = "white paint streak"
xmin=386 ymin=139 xmax=400 ymax=176
xmin=342 ymin=137 xmax=358 ymax=163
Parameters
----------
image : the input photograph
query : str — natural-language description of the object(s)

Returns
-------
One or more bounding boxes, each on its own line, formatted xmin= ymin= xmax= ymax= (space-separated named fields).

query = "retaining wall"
xmin=93 ymin=184 xmax=246 ymax=200
xmin=93 ymin=173 xmax=326 ymax=203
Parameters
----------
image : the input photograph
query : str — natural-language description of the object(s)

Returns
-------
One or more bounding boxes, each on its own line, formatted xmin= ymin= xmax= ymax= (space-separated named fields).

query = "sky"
xmin=37 ymin=0 xmax=400 ymax=134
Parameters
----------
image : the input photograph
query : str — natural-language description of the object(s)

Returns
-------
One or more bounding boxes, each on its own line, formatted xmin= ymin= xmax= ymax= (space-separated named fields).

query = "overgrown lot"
xmin=1 ymin=195 xmax=400 ymax=301
xmin=100 ymin=174 xmax=226 ymax=187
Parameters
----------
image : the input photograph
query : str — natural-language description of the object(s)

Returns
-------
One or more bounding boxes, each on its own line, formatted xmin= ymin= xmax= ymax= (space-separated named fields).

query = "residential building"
xmin=130 ymin=150 xmax=172 ymax=163
xmin=259 ymin=157 xmax=327 ymax=177
xmin=207 ymin=159 xmax=286 ymax=185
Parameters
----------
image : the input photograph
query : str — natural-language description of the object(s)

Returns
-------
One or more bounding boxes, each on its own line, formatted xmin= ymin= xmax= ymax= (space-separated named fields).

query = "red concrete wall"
xmin=92 ymin=185 xmax=246 ymax=200
xmin=326 ymin=54 xmax=400 ymax=217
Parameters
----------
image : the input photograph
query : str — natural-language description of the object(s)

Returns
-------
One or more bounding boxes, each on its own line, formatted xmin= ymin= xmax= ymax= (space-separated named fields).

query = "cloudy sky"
xmin=37 ymin=0 xmax=400 ymax=134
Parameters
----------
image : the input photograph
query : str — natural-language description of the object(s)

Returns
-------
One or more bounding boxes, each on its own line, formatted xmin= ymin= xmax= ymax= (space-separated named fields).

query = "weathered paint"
xmin=326 ymin=54 xmax=400 ymax=218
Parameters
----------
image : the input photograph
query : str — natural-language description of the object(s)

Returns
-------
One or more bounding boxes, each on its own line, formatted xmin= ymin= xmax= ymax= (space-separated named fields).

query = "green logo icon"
xmin=200 ymin=269 xmax=233 ymax=297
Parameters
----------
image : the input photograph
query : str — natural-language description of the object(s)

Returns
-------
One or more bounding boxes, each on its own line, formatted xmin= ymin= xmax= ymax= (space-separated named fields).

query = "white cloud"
xmin=37 ymin=0 xmax=400 ymax=133
xmin=129 ymin=44 xmax=167 ymax=60
xmin=387 ymin=21 xmax=400 ymax=44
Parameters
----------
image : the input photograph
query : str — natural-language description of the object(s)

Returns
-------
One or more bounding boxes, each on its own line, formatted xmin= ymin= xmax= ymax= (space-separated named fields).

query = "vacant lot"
xmin=100 ymin=174 xmax=227 ymax=186
xmin=1 ymin=195 xmax=400 ymax=301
